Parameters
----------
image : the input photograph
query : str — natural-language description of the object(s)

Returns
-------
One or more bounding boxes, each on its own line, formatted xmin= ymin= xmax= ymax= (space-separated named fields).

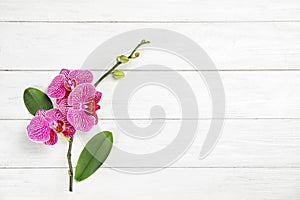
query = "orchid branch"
xmin=67 ymin=136 xmax=74 ymax=192
xmin=65 ymin=40 xmax=149 ymax=192
xmin=94 ymin=40 xmax=150 ymax=87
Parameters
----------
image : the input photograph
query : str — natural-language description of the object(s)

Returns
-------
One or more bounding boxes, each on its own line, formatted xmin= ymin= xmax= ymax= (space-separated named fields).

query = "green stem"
xmin=67 ymin=136 xmax=74 ymax=192
xmin=59 ymin=132 xmax=70 ymax=142
xmin=94 ymin=40 xmax=150 ymax=87
xmin=94 ymin=61 xmax=121 ymax=87
xmin=128 ymin=40 xmax=150 ymax=58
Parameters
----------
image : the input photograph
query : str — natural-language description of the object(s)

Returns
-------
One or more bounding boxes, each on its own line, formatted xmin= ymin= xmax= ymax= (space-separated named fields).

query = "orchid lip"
xmin=70 ymin=99 xmax=98 ymax=116
xmin=50 ymin=120 xmax=66 ymax=133
xmin=64 ymin=78 xmax=77 ymax=91
xmin=84 ymin=100 xmax=96 ymax=115
xmin=83 ymin=97 xmax=100 ymax=116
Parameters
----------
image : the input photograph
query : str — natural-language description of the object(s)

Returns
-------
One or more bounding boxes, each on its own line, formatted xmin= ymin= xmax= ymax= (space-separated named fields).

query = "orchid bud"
xmin=132 ymin=52 xmax=140 ymax=58
xmin=116 ymin=55 xmax=129 ymax=64
xmin=112 ymin=70 xmax=125 ymax=79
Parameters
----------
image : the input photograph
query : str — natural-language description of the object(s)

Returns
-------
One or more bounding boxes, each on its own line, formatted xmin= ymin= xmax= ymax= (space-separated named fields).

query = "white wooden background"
xmin=1 ymin=0 xmax=300 ymax=199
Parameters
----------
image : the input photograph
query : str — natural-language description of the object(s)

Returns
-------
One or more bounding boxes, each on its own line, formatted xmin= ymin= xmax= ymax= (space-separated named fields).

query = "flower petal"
xmin=58 ymin=98 xmax=69 ymax=115
xmin=67 ymin=109 xmax=96 ymax=132
xmin=56 ymin=90 xmax=70 ymax=104
xmin=68 ymin=83 xmax=96 ymax=105
xmin=44 ymin=130 xmax=58 ymax=145
xmin=36 ymin=109 xmax=46 ymax=117
xmin=45 ymin=108 xmax=65 ymax=122
xmin=59 ymin=68 xmax=70 ymax=77
xmin=68 ymin=70 xmax=93 ymax=84
xmin=95 ymin=91 xmax=102 ymax=104
xmin=27 ymin=116 xmax=50 ymax=142
xmin=47 ymin=75 xmax=66 ymax=99
xmin=94 ymin=112 xmax=99 ymax=125
xmin=62 ymin=126 xmax=76 ymax=138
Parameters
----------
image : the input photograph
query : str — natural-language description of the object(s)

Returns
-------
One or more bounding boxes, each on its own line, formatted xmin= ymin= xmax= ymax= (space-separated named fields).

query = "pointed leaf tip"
xmin=75 ymin=131 xmax=113 ymax=182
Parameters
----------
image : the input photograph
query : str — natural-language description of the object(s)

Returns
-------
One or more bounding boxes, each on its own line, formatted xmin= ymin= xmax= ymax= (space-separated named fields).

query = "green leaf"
xmin=75 ymin=131 xmax=113 ymax=182
xmin=23 ymin=87 xmax=53 ymax=115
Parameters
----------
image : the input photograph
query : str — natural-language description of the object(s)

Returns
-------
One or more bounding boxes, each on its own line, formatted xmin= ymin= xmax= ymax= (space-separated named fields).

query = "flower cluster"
xmin=23 ymin=40 xmax=150 ymax=192
xmin=27 ymin=69 xmax=102 ymax=145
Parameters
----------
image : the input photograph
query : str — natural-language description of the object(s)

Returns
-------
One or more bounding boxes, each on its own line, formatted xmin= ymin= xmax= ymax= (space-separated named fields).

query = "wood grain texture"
xmin=1 ymin=71 xmax=300 ymax=119
xmin=1 ymin=0 xmax=300 ymax=22
xmin=1 ymin=168 xmax=300 ymax=200
xmin=2 ymin=0 xmax=300 ymax=198
xmin=2 ymin=119 xmax=300 ymax=168
xmin=0 ymin=23 xmax=300 ymax=70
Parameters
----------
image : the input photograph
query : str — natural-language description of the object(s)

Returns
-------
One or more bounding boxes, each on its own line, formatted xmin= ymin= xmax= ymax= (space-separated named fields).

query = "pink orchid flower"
xmin=63 ymin=83 xmax=102 ymax=132
xmin=47 ymin=69 xmax=93 ymax=100
xmin=27 ymin=109 xmax=76 ymax=145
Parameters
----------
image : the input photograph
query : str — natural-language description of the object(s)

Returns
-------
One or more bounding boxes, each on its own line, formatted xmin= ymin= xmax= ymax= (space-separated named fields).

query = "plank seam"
xmin=1 ymin=166 xmax=300 ymax=169
xmin=1 ymin=20 xmax=300 ymax=23
xmin=2 ymin=118 xmax=300 ymax=120
xmin=3 ymin=69 xmax=300 ymax=72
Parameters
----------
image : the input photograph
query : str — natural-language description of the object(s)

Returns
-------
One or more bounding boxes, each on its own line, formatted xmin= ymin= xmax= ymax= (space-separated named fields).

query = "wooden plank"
xmin=1 ymin=71 xmax=300 ymax=119
xmin=0 ymin=23 xmax=300 ymax=70
xmin=1 ymin=0 xmax=300 ymax=22
xmin=2 ymin=119 xmax=300 ymax=168
xmin=1 ymin=168 xmax=300 ymax=199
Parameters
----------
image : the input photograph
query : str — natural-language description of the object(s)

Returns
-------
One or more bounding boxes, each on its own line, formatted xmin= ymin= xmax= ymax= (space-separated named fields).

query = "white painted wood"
xmin=1 ymin=71 xmax=300 ymax=119
xmin=2 ymin=119 xmax=300 ymax=168
xmin=1 ymin=168 xmax=300 ymax=200
xmin=2 ymin=0 xmax=300 ymax=198
xmin=0 ymin=23 xmax=300 ymax=70
xmin=1 ymin=0 xmax=300 ymax=22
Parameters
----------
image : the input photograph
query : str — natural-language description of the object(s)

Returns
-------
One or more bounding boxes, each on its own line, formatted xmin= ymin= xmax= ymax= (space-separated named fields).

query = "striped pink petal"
xmin=95 ymin=91 xmax=102 ymax=104
xmin=27 ymin=116 xmax=50 ymax=142
xmin=36 ymin=109 xmax=46 ymax=116
xmin=56 ymin=90 xmax=70 ymax=105
xmin=94 ymin=112 xmax=99 ymax=125
xmin=44 ymin=130 xmax=58 ymax=145
xmin=62 ymin=125 xmax=76 ymax=138
xmin=45 ymin=108 xmax=65 ymax=122
xmin=47 ymin=74 xmax=66 ymax=99
xmin=59 ymin=68 xmax=70 ymax=77
xmin=68 ymin=70 xmax=93 ymax=84
xmin=58 ymin=98 xmax=69 ymax=115
xmin=68 ymin=83 xmax=96 ymax=105
xmin=67 ymin=109 xmax=96 ymax=132
xmin=63 ymin=114 xmax=76 ymax=137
